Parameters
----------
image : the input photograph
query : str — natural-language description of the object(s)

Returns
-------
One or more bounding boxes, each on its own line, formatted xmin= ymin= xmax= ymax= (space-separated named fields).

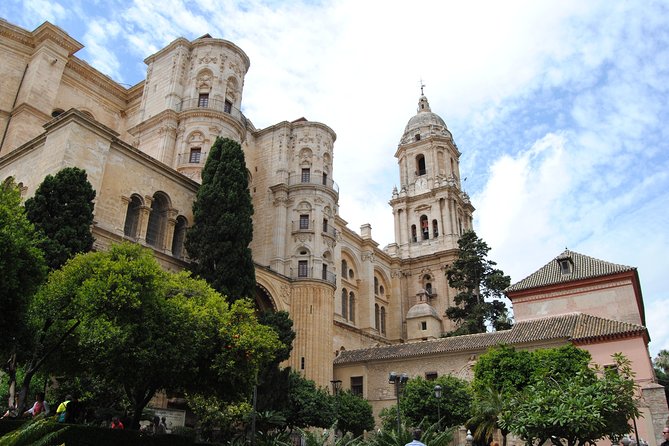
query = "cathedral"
xmin=0 ymin=19 xmax=666 ymax=444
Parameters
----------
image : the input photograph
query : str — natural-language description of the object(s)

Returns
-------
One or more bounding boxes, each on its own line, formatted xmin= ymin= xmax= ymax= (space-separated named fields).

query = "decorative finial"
xmin=420 ymin=78 xmax=426 ymax=96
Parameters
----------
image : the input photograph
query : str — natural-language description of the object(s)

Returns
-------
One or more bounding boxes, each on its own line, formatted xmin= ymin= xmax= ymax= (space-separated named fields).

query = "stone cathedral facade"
xmin=1 ymin=20 xmax=666 ymax=444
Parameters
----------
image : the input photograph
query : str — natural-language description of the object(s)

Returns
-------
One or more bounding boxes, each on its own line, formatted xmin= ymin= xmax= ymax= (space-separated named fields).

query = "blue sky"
xmin=2 ymin=0 xmax=668 ymax=357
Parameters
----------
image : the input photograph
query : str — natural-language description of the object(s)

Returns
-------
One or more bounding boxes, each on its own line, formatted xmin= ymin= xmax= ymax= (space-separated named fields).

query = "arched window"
xmin=416 ymin=154 xmax=426 ymax=176
xmin=171 ymin=216 xmax=188 ymax=258
xmin=411 ymin=225 xmax=417 ymax=242
xmin=341 ymin=260 xmax=348 ymax=279
xmin=349 ymin=292 xmax=355 ymax=323
xmin=432 ymin=219 xmax=439 ymax=237
xmin=420 ymin=215 xmax=429 ymax=240
xmin=375 ymin=304 xmax=380 ymax=330
xmin=123 ymin=195 xmax=142 ymax=239
xmin=146 ymin=193 xmax=170 ymax=249
xmin=341 ymin=289 xmax=348 ymax=320
xmin=374 ymin=277 xmax=379 ymax=295
xmin=380 ymin=306 xmax=386 ymax=335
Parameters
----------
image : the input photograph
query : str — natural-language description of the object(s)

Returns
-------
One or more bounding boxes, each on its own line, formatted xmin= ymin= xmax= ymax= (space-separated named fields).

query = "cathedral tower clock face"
xmin=415 ymin=177 xmax=427 ymax=191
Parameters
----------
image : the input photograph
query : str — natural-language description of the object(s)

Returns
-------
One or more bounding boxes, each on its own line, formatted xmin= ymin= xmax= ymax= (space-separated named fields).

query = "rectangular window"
xmin=350 ymin=376 xmax=363 ymax=396
xmin=322 ymin=172 xmax=328 ymax=186
xmin=198 ymin=93 xmax=209 ymax=108
xmin=301 ymin=357 xmax=305 ymax=370
xmin=421 ymin=321 xmax=427 ymax=330
xmin=322 ymin=264 xmax=328 ymax=280
xmin=189 ymin=147 xmax=202 ymax=164
xmin=299 ymin=214 xmax=309 ymax=229
xmin=425 ymin=372 xmax=438 ymax=381
xmin=301 ymin=168 xmax=311 ymax=183
xmin=322 ymin=218 xmax=328 ymax=233
xmin=224 ymin=100 xmax=232 ymax=113
xmin=298 ymin=260 xmax=308 ymax=278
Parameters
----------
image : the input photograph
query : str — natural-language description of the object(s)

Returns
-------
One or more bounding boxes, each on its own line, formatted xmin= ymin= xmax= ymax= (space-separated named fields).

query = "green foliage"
xmin=498 ymin=352 xmax=639 ymax=446
xmin=472 ymin=345 xmax=534 ymax=395
xmin=467 ymin=385 xmax=507 ymax=446
xmin=368 ymin=420 xmax=453 ymax=446
xmin=286 ymin=372 xmax=336 ymax=429
xmin=444 ymin=231 xmax=512 ymax=335
xmin=399 ymin=376 xmax=471 ymax=429
xmin=24 ymin=167 xmax=95 ymax=270
xmin=187 ymin=394 xmax=252 ymax=442
xmin=29 ymin=243 xmax=282 ymax=428
xmin=185 ymin=137 xmax=256 ymax=301
xmin=0 ymin=418 xmax=69 ymax=446
xmin=653 ymin=349 xmax=669 ymax=408
xmin=259 ymin=311 xmax=296 ymax=363
xmin=0 ymin=178 xmax=46 ymax=348
xmin=334 ymin=390 xmax=375 ymax=436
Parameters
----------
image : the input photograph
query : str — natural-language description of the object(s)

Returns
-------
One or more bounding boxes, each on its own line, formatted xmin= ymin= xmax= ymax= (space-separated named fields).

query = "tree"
xmin=185 ymin=137 xmax=256 ymax=301
xmin=24 ymin=167 xmax=95 ymax=270
xmin=285 ymin=371 xmax=336 ymax=429
xmin=0 ymin=178 xmax=47 ymax=412
xmin=334 ymin=390 xmax=375 ymax=436
xmin=653 ymin=349 xmax=669 ymax=409
xmin=499 ymin=353 xmax=639 ymax=446
xmin=470 ymin=344 xmax=593 ymax=446
xmin=445 ymin=231 xmax=512 ymax=336
xmin=27 ymin=243 xmax=282 ymax=428
xmin=399 ymin=376 xmax=472 ymax=429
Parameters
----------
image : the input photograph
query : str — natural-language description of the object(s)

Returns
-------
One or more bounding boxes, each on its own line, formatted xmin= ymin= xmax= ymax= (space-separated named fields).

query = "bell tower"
xmin=389 ymin=92 xmax=475 ymax=339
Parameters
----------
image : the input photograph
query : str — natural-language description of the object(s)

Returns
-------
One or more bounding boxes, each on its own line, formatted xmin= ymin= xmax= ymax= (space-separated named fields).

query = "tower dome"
xmin=400 ymin=95 xmax=452 ymax=144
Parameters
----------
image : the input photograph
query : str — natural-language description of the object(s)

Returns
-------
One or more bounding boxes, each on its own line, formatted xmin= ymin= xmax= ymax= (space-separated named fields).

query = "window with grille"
xmin=224 ymin=100 xmax=232 ymax=113
xmin=298 ymin=260 xmax=308 ymax=278
xmin=299 ymin=214 xmax=309 ymax=229
xmin=301 ymin=168 xmax=311 ymax=183
xmin=351 ymin=376 xmax=363 ymax=396
xmin=189 ymin=147 xmax=201 ymax=163
xmin=198 ymin=93 xmax=209 ymax=108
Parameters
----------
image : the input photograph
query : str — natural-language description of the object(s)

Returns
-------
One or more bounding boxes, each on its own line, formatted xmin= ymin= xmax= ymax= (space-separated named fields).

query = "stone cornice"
xmin=65 ymin=58 xmax=129 ymax=100
xmin=32 ymin=22 xmax=83 ymax=55
xmin=127 ymin=109 xmax=179 ymax=136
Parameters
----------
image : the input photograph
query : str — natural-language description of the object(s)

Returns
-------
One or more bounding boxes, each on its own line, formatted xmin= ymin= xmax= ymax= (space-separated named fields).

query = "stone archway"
xmin=255 ymin=283 xmax=276 ymax=314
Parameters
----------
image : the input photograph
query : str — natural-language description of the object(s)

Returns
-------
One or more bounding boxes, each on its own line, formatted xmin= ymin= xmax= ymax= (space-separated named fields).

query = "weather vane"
xmin=419 ymin=78 xmax=426 ymax=96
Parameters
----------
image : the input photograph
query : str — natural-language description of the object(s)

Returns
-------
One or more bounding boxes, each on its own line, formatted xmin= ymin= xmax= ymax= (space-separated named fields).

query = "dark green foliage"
xmin=0 ymin=178 xmax=46 ymax=345
xmin=399 ymin=376 xmax=471 ymax=429
xmin=24 ymin=167 xmax=95 ymax=270
xmin=185 ymin=137 xmax=256 ymax=301
xmin=370 ymin=418 xmax=453 ymax=446
xmin=445 ymin=230 xmax=512 ymax=335
xmin=334 ymin=390 xmax=375 ymax=436
xmin=499 ymin=353 xmax=639 ymax=446
xmin=258 ymin=311 xmax=295 ymax=363
xmin=472 ymin=345 xmax=534 ymax=395
xmin=286 ymin=372 xmax=336 ymax=429
xmin=653 ymin=350 xmax=669 ymax=408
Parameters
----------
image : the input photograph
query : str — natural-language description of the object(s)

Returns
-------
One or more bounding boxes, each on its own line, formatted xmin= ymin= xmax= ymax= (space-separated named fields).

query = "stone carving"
xmin=198 ymin=54 xmax=218 ymax=65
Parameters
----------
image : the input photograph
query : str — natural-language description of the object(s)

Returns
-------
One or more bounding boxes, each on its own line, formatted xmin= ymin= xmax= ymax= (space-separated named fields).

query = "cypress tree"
xmin=25 ymin=167 xmax=96 ymax=270
xmin=185 ymin=137 xmax=256 ymax=300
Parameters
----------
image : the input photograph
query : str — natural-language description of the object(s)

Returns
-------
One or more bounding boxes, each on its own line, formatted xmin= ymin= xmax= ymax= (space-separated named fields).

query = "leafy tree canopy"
xmin=445 ymin=230 xmax=512 ymax=336
xmin=334 ymin=390 xmax=375 ymax=436
xmin=399 ymin=375 xmax=472 ymax=429
xmin=285 ymin=371 xmax=336 ymax=429
xmin=24 ymin=167 xmax=95 ymax=270
xmin=29 ymin=243 xmax=282 ymax=429
xmin=185 ymin=137 xmax=256 ymax=301
xmin=0 ymin=178 xmax=46 ymax=345
xmin=499 ymin=353 xmax=639 ymax=446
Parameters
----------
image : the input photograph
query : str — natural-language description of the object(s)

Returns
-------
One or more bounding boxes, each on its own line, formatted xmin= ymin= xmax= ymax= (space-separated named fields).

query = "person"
xmin=23 ymin=392 xmax=45 ymax=418
xmin=405 ymin=429 xmax=427 ymax=446
xmin=160 ymin=416 xmax=169 ymax=433
xmin=64 ymin=396 xmax=81 ymax=423
xmin=661 ymin=427 xmax=669 ymax=446
xmin=110 ymin=416 xmax=124 ymax=429
xmin=55 ymin=395 xmax=71 ymax=422
xmin=154 ymin=415 xmax=166 ymax=434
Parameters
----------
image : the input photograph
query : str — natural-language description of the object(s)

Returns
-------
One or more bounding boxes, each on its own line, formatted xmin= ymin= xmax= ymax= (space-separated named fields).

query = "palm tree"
xmin=654 ymin=349 xmax=669 ymax=373
xmin=467 ymin=385 xmax=509 ymax=446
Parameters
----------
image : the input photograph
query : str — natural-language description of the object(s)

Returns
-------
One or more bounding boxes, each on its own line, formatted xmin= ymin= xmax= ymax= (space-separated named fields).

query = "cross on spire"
xmin=419 ymin=79 xmax=426 ymax=96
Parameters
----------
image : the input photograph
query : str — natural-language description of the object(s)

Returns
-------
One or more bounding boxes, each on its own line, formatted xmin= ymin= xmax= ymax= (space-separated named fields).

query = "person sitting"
xmin=110 ymin=416 xmax=124 ymax=429
xmin=23 ymin=392 xmax=45 ymax=418
xmin=55 ymin=395 xmax=71 ymax=422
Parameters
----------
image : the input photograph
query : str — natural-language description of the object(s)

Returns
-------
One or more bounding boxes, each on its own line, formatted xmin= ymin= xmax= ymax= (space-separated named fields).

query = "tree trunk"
xmin=4 ymin=351 xmax=17 ymax=413
xmin=128 ymin=385 xmax=157 ymax=430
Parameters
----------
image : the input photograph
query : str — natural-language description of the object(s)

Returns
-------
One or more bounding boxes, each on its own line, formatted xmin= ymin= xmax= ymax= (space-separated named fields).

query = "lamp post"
xmin=389 ymin=372 xmax=409 ymax=434
xmin=331 ymin=379 xmax=342 ymax=395
xmin=434 ymin=384 xmax=442 ymax=430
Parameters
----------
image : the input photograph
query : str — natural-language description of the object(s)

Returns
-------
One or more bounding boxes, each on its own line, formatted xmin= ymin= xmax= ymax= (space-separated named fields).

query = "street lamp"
xmin=389 ymin=372 xmax=409 ymax=434
xmin=434 ymin=384 xmax=442 ymax=430
xmin=331 ymin=379 xmax=342 ymax=395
